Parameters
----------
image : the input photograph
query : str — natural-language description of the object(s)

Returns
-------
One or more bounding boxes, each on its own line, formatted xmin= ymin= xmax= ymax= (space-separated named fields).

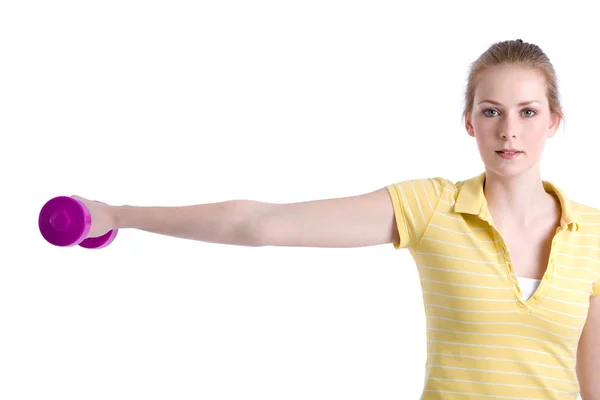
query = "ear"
xmin=464 ymin=111 xmax=475 ymax=137
xmin=547 ymin=112 xmax=561 ymax=138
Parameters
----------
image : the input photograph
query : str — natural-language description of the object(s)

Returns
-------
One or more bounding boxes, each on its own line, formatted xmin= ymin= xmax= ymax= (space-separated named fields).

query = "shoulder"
xmin=387 ymin=177 xmax=457 ymax=193
xmin=386 ymin=177 xmax=458 ymax=207
xmin=386 ymin=176 xmax=473 ymax=205
xmin=571 ymin=201 xmax=600 ymax=234
xmin=564 ymin=200 xmax=600 ymax=284
xmin=572 ymin=201 xmax=600 ymax=215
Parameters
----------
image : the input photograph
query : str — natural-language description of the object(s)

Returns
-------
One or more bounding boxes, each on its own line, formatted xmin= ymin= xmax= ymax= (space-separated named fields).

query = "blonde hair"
xmin=463 ymin=39 xmax=563 ymax=124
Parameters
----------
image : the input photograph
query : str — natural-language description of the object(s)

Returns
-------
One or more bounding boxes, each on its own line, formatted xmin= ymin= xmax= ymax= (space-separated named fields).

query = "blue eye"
xmin=483 ymin=108 xmax=537 ymax=117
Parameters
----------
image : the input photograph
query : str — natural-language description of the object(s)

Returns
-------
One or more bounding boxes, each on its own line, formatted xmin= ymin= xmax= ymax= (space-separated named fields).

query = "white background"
xmin=1 ymin=1 xmax=599 ymax=399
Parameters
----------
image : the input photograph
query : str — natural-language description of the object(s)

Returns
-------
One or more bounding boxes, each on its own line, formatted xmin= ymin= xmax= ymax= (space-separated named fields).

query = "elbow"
xmin=232 ymin=200 xmax=271 ymax=247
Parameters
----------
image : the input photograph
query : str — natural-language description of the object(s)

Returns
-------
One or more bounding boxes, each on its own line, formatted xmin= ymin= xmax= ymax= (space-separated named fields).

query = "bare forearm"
xmin=114 ymin=199 xmax=268 ymax=246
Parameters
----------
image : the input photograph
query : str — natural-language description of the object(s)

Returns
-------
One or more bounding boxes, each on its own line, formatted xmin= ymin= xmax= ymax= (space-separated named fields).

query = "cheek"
xmin=526 ymin=124 xmax=549 ymax=143
xmin=471 ymin=115 xmax=488 ymax=130
xmin=520 ymin=132 xmax=548 ymax=156
xmin=471 ymin=121 xmax=495 ymax=144
xmin=471 ymin=117 xmax=497 ymax=137
xmin=527 ymin=135 xmax=548 ymax=152
xmin=474 ymin=135 xmax=495 ymax=155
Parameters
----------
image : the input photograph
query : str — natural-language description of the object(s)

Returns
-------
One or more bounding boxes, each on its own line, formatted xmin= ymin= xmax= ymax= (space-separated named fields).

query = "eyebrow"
xmin=478 ymin=100 xmax=540 ymax=106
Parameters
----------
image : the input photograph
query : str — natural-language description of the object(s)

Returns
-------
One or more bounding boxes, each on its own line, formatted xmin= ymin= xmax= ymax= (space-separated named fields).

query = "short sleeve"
xmin=385 ymin=178 xmax=445 ymax=250
xmin=592 ymin=280 xmax=600 ymax=297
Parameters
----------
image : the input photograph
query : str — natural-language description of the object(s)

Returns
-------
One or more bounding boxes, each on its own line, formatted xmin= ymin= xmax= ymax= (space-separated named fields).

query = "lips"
xmin=495 ymin=150 xmax=523 ymax=154
xmin=495 ymin=149 xmax=523 ymax=160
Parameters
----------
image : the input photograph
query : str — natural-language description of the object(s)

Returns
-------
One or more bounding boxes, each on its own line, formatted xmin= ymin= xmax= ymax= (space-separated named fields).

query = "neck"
xmin=483 ymin=166 xmax=552 ymax=226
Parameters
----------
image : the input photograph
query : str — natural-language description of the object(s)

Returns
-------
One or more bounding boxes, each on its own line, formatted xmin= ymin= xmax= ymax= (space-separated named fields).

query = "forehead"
xmin=474 ymin=65 xmax=548 ymax=104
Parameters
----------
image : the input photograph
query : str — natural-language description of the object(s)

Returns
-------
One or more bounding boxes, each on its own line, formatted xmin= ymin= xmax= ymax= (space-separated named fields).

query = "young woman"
xmin=72 ymin=39 xmax=600 ymax=399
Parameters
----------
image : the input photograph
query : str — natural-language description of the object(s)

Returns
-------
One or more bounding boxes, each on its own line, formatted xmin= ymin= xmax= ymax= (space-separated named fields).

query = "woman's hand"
xmin=71 ymin=195 xmax=119 ymax=238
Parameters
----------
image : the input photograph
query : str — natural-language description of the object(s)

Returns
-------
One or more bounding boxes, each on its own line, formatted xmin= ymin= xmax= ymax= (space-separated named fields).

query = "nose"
xmin=499 ymin=115 xmax=518 ymax=139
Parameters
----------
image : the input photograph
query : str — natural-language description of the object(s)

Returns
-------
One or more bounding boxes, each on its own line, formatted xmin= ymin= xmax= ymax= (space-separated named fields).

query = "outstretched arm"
xmin=113 ymin=188 xmax=399 ymax=248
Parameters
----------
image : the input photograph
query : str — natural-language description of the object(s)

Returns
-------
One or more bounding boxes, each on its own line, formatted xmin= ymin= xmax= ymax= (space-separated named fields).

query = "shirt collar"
xmin=453 ymin=172 xmax=580 ymax=231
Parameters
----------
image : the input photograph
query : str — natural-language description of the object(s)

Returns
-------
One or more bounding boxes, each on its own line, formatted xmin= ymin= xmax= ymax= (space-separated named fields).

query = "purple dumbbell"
xmin=39 ymin=196 xmax=118 ymax=248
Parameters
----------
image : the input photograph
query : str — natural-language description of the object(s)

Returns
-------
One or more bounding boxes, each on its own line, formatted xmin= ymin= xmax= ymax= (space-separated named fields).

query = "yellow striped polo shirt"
xmin=385 ymin=172 xmax=600 ymax=399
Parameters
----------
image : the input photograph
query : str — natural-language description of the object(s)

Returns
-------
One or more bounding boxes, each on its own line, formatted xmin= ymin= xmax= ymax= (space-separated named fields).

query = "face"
xmin=465 ymin=65 xmax=561 ymax=178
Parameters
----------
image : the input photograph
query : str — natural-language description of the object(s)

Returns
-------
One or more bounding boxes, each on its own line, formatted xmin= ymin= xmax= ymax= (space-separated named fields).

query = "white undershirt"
xmin=517 ymin=276 xmax=541 ymax=300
